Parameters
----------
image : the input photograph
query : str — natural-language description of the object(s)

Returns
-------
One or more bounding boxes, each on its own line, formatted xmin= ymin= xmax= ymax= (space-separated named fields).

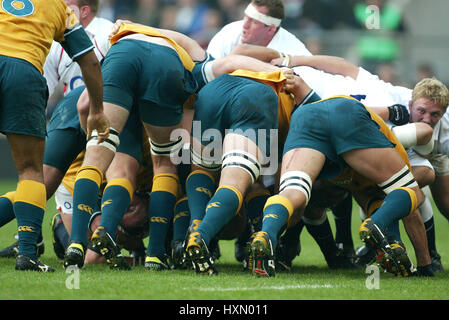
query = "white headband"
xmin=244 ymin=3 xmax=281 ymax=27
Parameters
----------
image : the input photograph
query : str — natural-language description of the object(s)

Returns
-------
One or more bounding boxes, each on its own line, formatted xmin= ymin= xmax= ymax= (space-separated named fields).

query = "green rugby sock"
xmin=197 ymin=186 xmax=242 ymax=246
xmin=14 ymin=181 xmax=46 ymax=260
xmin=100 ymin=179 xmax=133 ymax=240
xmin=261 ymin=195 xmax=292 ymax=249
xmin=171 ymin=197 xmax=190 ymax=244
xmin=70 ymin=166 xmax=103 ymax=248
xmin=147 ymin=174 xmax=179 ymax=257
xmin=370 ymin=188 xmax=417 ymax=232
xmin=0 ymin=192 xmax=15 ymax=227
xmin=245 ymin=189 xmax=270 ymax=231
xmin=185 ymin=170 xmax=216 ymax=226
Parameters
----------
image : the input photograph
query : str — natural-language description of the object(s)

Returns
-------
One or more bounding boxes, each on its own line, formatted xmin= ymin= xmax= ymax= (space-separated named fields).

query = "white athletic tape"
xmin=86 ymin=128 xmax=120 ymax=152
xmin=222 ymin=150 xmax=261 ymax=183
xmin=378 ymin=165 xmax=418 ymax=194
xmin=190 ymin=148 xmax=221 ymax=171
xmin=150 ymin=136 xmax=183 ymax=157
xmin=392 ymin=123 xmax=417 ymax=148
xmin=279 ymin=170 xmax=312 ymax=205
xmin=203 ymin=61 xmax=216 ymax=83
xmin=244 ymin=3 xmax=281 ymax=27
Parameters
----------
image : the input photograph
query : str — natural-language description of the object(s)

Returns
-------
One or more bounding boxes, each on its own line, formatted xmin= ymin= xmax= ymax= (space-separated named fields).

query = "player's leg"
xmin=344 ymin=147 xmax=423 ymax=230
xmin=1 ymin=58 xmax=51 ymax=271
xmin=430 ymin=173 xmax=449 ymax=221
xmin=7 ymin=133 xmax=52 ymax=272
xmin=64 ymin=102 xmax=127 ymax=268
xmin=89 ymin=152 xmax=138 ymax=270
xmin=252 ymin=147 xmax=326 ymax=277
xmin=187 ymin=133 xmax=263 ymax=274
xmin=343 ymin=147 xmax=424 ymax=276
xmin=186 ymin=136 xmax=220 ymax=233
xmin=90 ymin=109 xmax=144 ymax=270
xmin=142 ymin=121 xmax=184 ymax=270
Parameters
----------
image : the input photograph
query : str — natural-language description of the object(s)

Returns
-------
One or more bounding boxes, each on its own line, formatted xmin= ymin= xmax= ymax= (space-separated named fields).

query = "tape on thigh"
xmin=86 ymin=128 xmax=120 ymax=152
xmin=378 ymin=165 xmax=418 ymax=194
xmin=190 ymin=146 xmax=222 ymax=171
xmin=279 ymin=171 xmax=312 ymax=205
xmin=221 ymin=150 xmax=261 ymax=183
xmin=149 ymin=136 xmax=183 ymax=157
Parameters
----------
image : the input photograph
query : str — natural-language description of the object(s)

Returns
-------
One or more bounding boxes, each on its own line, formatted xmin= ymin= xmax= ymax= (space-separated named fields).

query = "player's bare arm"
xmin=75 ymin=50 xmax=110 ymax=142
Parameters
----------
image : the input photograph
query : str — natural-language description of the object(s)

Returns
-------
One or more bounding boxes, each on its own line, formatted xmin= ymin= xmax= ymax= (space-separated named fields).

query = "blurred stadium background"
xmin=1 ymin=0 xmax=448 ymax=180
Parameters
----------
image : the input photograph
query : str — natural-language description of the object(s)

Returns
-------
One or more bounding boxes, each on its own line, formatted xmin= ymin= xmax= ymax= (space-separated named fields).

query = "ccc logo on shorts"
xmin=2 ymin=0 xmax=35 ymax=17
xmin=77 ymin=204 xmax=93 ymax=215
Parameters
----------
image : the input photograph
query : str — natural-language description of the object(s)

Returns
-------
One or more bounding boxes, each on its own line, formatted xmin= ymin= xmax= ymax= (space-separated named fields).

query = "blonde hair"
xmin=412 ymin=78 xmax=449 ymax=112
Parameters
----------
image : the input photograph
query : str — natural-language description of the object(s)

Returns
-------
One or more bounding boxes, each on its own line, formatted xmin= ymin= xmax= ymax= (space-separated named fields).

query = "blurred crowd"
xmin=95 ymin=0 xmax=438 ymax=88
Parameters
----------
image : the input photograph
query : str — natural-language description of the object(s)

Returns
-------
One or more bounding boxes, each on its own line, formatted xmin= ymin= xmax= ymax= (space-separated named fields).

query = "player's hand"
xmin=280 ymin=67 xmax=295 ymax=91
xmin=388 ymin=104 xmax=410 ymax=125
xmin=270 ymin=57 xmax=284 ymax=66
xmin=87 ymin=111 xmax=110 ymax=144
xmin=109 ymin=19 xmax=133 ymax=39
xmin=271 ymin=52 xmax=291 ymax=67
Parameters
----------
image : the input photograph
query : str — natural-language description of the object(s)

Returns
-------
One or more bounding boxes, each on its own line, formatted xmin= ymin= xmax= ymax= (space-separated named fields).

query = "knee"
xmin=412 ymin=166 xmax=435 ymax=188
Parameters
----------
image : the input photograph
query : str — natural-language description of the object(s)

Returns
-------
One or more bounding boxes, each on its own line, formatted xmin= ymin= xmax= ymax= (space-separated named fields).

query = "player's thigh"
xmin=342 ymin=147 xmax=408 ymax=185
xmin=106 ymin=152 xmax=140 ymax=187
xmin=7 ymin=133 xmax=45 ymax=181
xmin=0 ymin=56 xmax=47 ymax=139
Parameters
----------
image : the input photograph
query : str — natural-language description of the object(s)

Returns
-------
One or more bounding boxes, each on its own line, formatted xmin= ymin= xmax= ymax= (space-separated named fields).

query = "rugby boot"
xmin=275 ymin=231 xmax=301 ymax=271
xmin=359 ymin=219 xmax=401 ymax=274
xmin=51 ymin=213 xmax=66 ymax=260
xmin=186 ymin=231 xmax=217 ymax=275
xmin=144 ymin=255 xmax=170 ymax=271
xmin=376 ymin=241 xmax=416 ymax=277
xmin=209 ymin=238 xmax=221 ymax=261
xmin=242 ymin=233 xmax=255 ymax=271
xmin=171 ymin=240 xmax=187 ymax=269
xmin=251 ymin=231 xmax=276 ymax=277
xmin=234 ymin=221 xmax=252 ymax=262
xmin=430 ymin=250 xmax=444 ymax=273
xmin=15 ymin=254 xmax=55 ymax=272
xmin=64 ymin=241 xmax=85 ymax=269
xmin=325 ymin=247 xmax=359 ymax=269
xmin=0 ymin=235 xmax=44 ymax=258
xmin=354 ymin=244 xmax=377 ymax=267
xmin=91 ymin=226 xmax=130 ymax=270
xmin=336 ymin=242 xmax=355 ymax=262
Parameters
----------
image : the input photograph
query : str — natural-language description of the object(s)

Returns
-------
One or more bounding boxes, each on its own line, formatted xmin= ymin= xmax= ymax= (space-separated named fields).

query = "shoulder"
xmin=268 ymin=28 xmax=311 ymax=55
xmin=214 ymin=20 xmax=244 ymax=36
xmin=86 ymin=17 xmax=113 ymax=35
xmin=89 ymin=17 xmax=114 ymax=29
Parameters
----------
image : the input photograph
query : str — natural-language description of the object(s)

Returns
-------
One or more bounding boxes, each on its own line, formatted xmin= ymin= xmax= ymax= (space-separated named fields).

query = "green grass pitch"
xmin=0 ymin=179 xmax=448 ymax=301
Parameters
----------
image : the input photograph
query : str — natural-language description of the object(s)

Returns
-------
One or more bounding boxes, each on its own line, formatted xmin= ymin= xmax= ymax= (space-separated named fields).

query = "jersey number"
xmin=2 ymin=0 xmax=34 ymax=17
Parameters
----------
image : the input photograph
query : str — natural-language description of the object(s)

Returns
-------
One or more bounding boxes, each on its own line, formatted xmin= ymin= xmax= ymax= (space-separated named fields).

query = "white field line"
xmin=191 ymin=284 xmax=337 ymax=292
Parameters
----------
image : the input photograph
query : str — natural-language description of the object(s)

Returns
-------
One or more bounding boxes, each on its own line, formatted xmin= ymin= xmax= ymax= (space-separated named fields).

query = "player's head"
xmin=64 ymin=0 xmax=99 ymax=27
xmin=241 ymin=0 xmax=284 ymax=46
xmin=409 ymin=78 xmax=449 ymax=128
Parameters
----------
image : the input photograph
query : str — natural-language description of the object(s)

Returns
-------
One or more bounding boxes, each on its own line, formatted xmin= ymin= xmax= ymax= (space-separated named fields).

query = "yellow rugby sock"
xmin=147 ymin=173 xmax=179 ymax=256
xmin=14 ymin=181 xmax=46 ymax=259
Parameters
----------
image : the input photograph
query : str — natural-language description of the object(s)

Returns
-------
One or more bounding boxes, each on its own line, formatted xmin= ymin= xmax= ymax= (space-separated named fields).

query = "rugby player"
xmin=0 ymin=0 xmax=108 ymax=272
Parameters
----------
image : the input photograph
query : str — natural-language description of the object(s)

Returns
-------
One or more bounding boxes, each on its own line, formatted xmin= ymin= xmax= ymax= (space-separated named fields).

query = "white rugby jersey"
xmin=293 ymin=65 xmax=412 ymax=109
xmin=43 ymin=17 xmax=113 ymax=97
xmin=206 ymin=20 xmax=312 ymax=59
xmin=432 ymin=111 xmax=449 ymax=155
